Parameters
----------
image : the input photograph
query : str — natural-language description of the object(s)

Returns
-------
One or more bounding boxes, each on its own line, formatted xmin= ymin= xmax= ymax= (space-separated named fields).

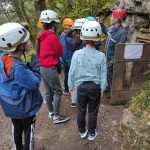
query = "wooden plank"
xmin=112 ymin=63 xmax=125 ymax=90
xmin=131 ymin=62 xmax=150 ymax=89
xmin=142 ymin=44 xmax=150 ymax=59
xmin=110 ymin=90 xmax=139 ymax=105
xmin=115 ymin=44 xmax=125 ymax=61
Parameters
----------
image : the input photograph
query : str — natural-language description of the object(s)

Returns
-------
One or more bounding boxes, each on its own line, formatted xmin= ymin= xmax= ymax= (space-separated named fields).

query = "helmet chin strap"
xmin=22 ymin=48 xmax=27 ymax=62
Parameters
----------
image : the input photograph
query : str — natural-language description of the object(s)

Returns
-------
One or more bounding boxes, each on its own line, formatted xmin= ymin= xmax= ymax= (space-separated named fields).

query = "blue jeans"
xmin=62 ymin=64 xmax=70 ymax=92
xmin=77 ymin=81 xmax=101 ymax=134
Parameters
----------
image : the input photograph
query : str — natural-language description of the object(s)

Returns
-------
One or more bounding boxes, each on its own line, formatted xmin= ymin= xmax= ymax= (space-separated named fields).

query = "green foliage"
xmin=128 ymin=81 xmax=150 ymax=118
xmin=21 ymin=49 xmax=36 ymax=62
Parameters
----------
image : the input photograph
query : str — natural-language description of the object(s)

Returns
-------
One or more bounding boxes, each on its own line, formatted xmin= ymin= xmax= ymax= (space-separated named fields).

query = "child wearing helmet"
xmin=60 ymin=18 xmax=73 ymax=95
xmin=65 ymin=18 xmax=88 ymax=107
xmin=105 ymin=8 xmax=127 ymax=98
xmin=35 ymin=10 xmax=70 ymax=124
xmin=68 ymin=21 xmax=107 ymax=140
xmin=0 ymin=22 xmax=42 ymax=150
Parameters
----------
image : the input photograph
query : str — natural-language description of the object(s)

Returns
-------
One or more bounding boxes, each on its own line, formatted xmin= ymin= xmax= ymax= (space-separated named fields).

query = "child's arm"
xmin=15 ymin=55 xmax=41 ymax=90
xmin=68 ymin=52 xmax=77 ymax=91
xmin=100 ymin=53 xmax=107 ymax=93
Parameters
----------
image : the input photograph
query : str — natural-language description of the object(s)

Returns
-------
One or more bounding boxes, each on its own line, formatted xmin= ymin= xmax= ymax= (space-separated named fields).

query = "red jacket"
xmin=37 ymin=30 xmax=63 ymax=68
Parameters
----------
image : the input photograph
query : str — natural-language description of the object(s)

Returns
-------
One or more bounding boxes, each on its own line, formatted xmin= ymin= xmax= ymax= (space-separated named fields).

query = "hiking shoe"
xmin=48 ymin=112 xmax=54 ymax=118
xmin=88 ymin=130 xmax=98 ymax=141
xmin=63 ymin=90 xmax=71 ymax=95
xmin=71 ymin=103 xmax=76 ymax=108
xmin=79 ymin=130 xmax=88 ymax=139
xmin=53 ymin=115 xmax=70 ymax=124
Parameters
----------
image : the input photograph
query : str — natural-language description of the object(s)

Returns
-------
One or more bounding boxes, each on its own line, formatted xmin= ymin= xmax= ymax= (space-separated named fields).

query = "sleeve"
xmin=14 ymin=59 xmax=41 ymax=90
xmin=30 ymin=54 xmax=41 ymax=79
xmin=68 ymin=52 xmax=77 ymax=90
xmin=117 ymin=31 xmax=127 ymax=43
xmin=100 ymin=53 xmax=107 ymax=92
xmin=100 ymin=22 xmax=107 ymax=35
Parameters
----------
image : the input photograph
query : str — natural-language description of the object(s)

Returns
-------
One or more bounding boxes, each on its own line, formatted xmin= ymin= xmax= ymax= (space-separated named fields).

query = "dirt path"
xmin=0 ymin=90 xmax=124 ymax=150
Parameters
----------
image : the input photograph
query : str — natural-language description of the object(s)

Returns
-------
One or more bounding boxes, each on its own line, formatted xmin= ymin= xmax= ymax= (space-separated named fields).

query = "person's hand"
xmin=69 ymin=89 xmax=75 ymax=93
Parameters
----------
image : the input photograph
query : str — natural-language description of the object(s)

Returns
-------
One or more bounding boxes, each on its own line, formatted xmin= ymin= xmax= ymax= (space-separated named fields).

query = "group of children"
xmin=0 ymin=8 xmax=127 ymax=150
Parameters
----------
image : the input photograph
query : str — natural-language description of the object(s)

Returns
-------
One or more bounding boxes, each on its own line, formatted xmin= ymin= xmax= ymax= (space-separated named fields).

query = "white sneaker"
xmin=88 ymin=130 xmax=98 ymax=140
xmin=48 ymin=112 xmax=54 ymax=118
xmin=71 ymin=103 xmax=76 ymax=108
xmin=79 ymin=130 xmax=88 ymax=138
xmin=43 ymin=99 xmax=46 ymax=104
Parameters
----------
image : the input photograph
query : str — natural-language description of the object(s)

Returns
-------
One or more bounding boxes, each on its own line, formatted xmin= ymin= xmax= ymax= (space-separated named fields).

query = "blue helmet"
xmin=86 ymin=16 xmax=96 ymax=21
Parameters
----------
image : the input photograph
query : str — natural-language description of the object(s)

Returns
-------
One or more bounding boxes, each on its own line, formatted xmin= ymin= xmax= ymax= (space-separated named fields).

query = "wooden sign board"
xmin=110 ymin=43 xmax=150 ymax=105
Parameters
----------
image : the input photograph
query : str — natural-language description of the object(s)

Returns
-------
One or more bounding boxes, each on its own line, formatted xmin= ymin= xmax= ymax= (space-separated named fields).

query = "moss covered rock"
xmin=120 ymin=81 xmax=150 ymax=150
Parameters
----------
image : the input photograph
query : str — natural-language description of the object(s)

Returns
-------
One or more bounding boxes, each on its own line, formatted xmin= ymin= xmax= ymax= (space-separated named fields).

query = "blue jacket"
xmin=60 ymin=31 xmax=72 ymax=66
xmin=65 ymin=29 xmax=85 ymax=57
xmin=0 ymin=54 xmax=42 ymax=118
xmin=105 ymin=24 xmax=127 ymax=65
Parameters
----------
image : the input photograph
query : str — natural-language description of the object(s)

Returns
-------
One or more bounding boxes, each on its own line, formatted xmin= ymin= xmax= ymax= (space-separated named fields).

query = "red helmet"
xmin=112 ymin=8 xmax=126 ymax=21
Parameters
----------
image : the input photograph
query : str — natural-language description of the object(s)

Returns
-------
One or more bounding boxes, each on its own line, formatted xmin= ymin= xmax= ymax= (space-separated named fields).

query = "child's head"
xmin=72 ymin=18 xmax=88 ymax=39
xmin=40 ymin=10 xmax=60 ymax=32
xmin=73 ymin=18 xmax=88 ymax=30
xmin=110 ymin=8 xmax=126 ymax=25
xmin=80 ymin=21 xmax=102 ymax=48
xmin=80 ymin=21 xmax=102 ymax=41
xmin=62 ymin=18 xmax=73 ymax=31
xmin=0 ymin=22 xmax=30 ymax=54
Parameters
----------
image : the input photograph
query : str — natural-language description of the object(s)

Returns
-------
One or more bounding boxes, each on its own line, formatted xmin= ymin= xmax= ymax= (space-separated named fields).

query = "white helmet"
xmin=80 ymin=21 xmax=102 ymax=41
xmin=0 ymin=22 xmax=30 ymax=53
xmin=73 ymin=18 xmax=88 ymax=30
xmin=40 ymin=10 xmax=60 ymax=23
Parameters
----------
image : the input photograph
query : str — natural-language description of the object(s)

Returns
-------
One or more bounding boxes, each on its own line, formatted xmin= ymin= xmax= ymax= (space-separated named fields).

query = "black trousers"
xmin=107 ymin=64 xmax=113 ymax=91
xmin=11 ymin=116 xmax=36 ymax=150
xmin=62 ymin=64 xmax=70 ymax=92
xmin=77 ymin=81 xmax=100 ymax=134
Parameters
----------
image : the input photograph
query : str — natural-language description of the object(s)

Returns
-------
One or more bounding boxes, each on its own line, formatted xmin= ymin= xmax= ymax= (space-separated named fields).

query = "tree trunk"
xmin=34 ymin=0 xmax=46 ymax=17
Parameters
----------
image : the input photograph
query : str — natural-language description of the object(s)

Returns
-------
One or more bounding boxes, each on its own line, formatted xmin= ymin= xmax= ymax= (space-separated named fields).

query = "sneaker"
xmin=48 ymin=112 xmax=54 ymax=118
xmin=88 ymin=130 xmax=98 ymax=141
xmin=107 ymin=93 xmax=111 ymax=99
xmin=43 ymin=99 xmax=46 ymax=104
xmin=71 ymin=103 xmax=76 ymax=108
xmin=63 ymin=90 xmax=71 ymax=95
xmin=79 ymin=130 xmax=88 ymax=138
xmin=53 ymin=115 xmax=70 ymax=124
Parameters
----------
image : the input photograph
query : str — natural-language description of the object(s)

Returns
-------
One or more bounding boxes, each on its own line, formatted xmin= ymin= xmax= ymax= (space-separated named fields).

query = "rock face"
xmin=116 ymin=0 xmax=150 ymax=43
xmin=120 ymin=109 xmax=150 ymax=150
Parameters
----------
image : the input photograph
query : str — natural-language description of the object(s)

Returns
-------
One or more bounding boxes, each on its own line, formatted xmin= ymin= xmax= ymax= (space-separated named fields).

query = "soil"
xmin=0 ymin=81 xmax=124 ymax=150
